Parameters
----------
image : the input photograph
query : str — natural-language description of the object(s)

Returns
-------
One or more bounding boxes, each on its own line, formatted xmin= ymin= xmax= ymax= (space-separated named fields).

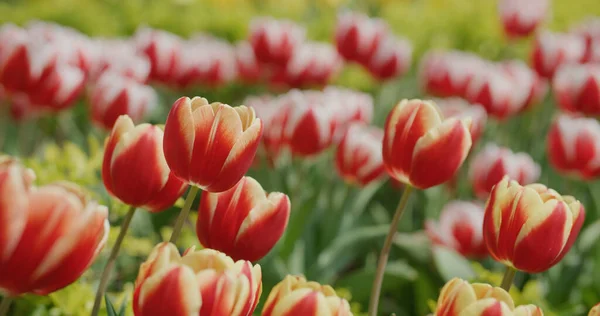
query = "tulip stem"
xmin=368 ymin=185 xmax=414 ymax=316
xmin=500 ymin=266 xmax=517 ymax=292
xmin=169 ymin=186 xmax=200 ymax=244
xmin=91 ymin=205 xmax=137 ymax=316
xmin=0 ymin=296 xmax=13 ymax=316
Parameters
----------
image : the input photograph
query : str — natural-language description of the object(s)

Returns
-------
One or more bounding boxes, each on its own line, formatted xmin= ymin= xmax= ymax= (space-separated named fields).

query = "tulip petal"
xmin=102 ymin=115 xmax=135 ymax=196
xmin=137 ymin=266 xmax=201 ymax=316
xmin=164 ymin=97 xmax=196 ymax=182
xmin=435 ymin=278 xmax=477 ymax=316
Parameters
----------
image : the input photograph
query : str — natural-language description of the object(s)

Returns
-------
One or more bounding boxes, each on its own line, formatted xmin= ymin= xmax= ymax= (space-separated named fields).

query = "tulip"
xmin=197 ymin=176 xmax=290 ymax=262
xmin=498 ymin=0 xmax=549 ymax=38
xmin=27 ymin=64 xmax=85 ymax=112
xmin=175 ymin=40 xmax=237 ymax=88
xmin=425 ymin=201 xmax=487 ymax=258
xmin=93 ymin=39 xmax=150 ymax=83
xmin=366 ymin=35 xmax=412 ymax=80
xmin=571 ymin=18 xmax=600 ymax=62
xmin=324 ymin=87 xmax=374 ymax=143
xmin=236 ymin=41 xmax=261 ymax=83
xmin=589 ymin=303 xmax=600 ymax=316
xmin=335 ymin=123 xmax=386 ymax=186
xmin=434 ymin=278 xmax=543 ymax=316
xmin=262 ymin=275 xmax=352 ymax=316
xmin=547 ymin=114 xmax=600 ymax=180
xmin=553 ymin=64 xmax=600 ymax=116
xmin=435 ymin=98 xmax=487 ymax=144
xmin=0 ymin=181 xmax=109 ymax=296
xmin=335 ymin=11 xmax=389 ymax=64
xmin=470 ymin=144 xmax=540 ymax=199
xmin=419 ymin=51 xmax=485 ymax=98
xmin=249 ymin=17 xmax=306 ymax=66
xmin=134 ymin=27 xmax=182 ymax=84
xmin=90 ymin=72 xmax=157 ymax=129
xmin=483 ymin=177 xmax=585 ymax=274
xmin=382 ymin=99 xmax=472 ymax=189
xmin=500 ymin=60 xmax=548 ymax=112
xmin=163 ymin=96 xmax=263 ymax=192
xmin=531 ymin=31 xmax=586 ymax=78
xmin=133 ymin=242 xmax=262 ymax=316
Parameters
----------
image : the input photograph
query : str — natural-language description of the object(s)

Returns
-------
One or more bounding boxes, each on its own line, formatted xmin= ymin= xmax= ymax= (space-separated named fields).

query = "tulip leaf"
xmin=432 ymin=246 xmax=475 ymax=281
xmin=105 ymin=295 xmax=118 ymax=316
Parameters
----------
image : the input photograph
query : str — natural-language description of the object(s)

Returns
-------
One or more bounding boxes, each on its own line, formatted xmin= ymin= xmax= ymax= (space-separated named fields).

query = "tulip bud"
xmin=382 ymin=99 xmax=472 ymax=189
xmin=589 ymin=303 xmax=600 ymax=316
xmin=483 ymin=177 xmax=585 ymax=273
xmin=133 ymin=242 xmax=262 ymax=316
xmin=435 ymin=98 xmax=487 ymax=144
xmin=553 ymin=64 xmax=600 ymax=116
xmin=419 ymin=51 xmax=485 ymax=98
xmin=29 ymin=64 xmax=85 ymax=112
xmin=531 ymin=31 xmax=586 ymax=78
xmin=262 ymin=275 xmax=352 ymax=316
xmin=366 ymin=35 xmax=412 ymax=80
xmin=498 ymin=0 xmax=549 ymax=38
xmin=426 ymin=201 xmax=487 ymax=258
xmin=90 ymin=72 xmax=157 ymax=129
xmin=335 ymin=11 xmax=388 ymax=65
xmin=249 ymin=17 xmax=306 ymax=66
xmin=547 ymin=114 xmax=600 ymax=180
xmin=434 ymin=278 xmax=543 ymax=316
xmin=470 ymin=144 xmax=540 ymax=199
xmin=134 ymin=27 xmax=182 ymax=84
xmin=163 ymin=97 xmax=263 ymax=192
xmin=197 ymin=176 xmax=290 ymax=262
xmin=335 ymin=123 xmax=385 ymax=186
xmin=0 ymin=182 xmax=109 ymax=295
xmin=103 ymin=115 xmax=187 ymax=212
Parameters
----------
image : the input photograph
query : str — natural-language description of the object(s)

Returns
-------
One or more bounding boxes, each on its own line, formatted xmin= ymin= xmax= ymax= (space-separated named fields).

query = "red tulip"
xmin=335 ymin=123 xmax=385 ymax=186
xmin=249 ymin=17 xmax=305 ymax=66
xmin=382 ymin=99 xmax=472 ymax=189
xmin=435 ymin=98 xmax=487 ymax=144
xmin=500 ymin=60 xmax=548 ymax=111
xmin=197 ymin=176 xmax=290 ymax=262
xmin=28 ymin=64 xmax=85 ymax=112
xmin=366 ymin=35 xmax=412 ymax=80
xmin=0 ymin=181 xmax=109 ymax=295
xmin=483 ymin=177 xmax=585 ymax=273
xmin=93 ymin=39 xmax=150 ymax=83
xmin=466 ymin=64 xmax=529 ymax=119
xmin=163 ymin=97 xmax=263 ymax=192
xmin=571 ymin=18 xmax=600 ymax=62
xmin=470 ymin=144 xmax=540 ymax=199
xmin=324 ymin=86 xmax=374 ymax=143
xmin=133 ymin=242 xmax=262 ymax=316
xmin=434 ymin=278 xmax=543 ymax=316
xmin=426 ymin=201 xmax=487 ymax=258
xmin=335 ymin=11 xmax=388 ymax=65
xmin=531 ymin=31 xmax=586 ymax=78
xmin=498 ymin=0 xmax=549 ymax=38
xmin=419 ymin=51 xmax=486 ymax=98
xmin=90 ymin=72 xmax=156 ymax=130
xmin=553 ymin=64 xmax=600 ymax=116
xmin=175 ymin=39 xmax=237 ymax=88
xmin=547 ymin=114 xmax=600 ymax=180
xmin=236 ymin=41 xmax=262 ymax=83
xmin=134 ymin=27 xmax=182 ymax=84
xmin=262 ymin=275 xmax=351 ymax=316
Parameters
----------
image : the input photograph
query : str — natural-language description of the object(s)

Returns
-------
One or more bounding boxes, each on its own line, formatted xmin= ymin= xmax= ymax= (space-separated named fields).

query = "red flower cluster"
xmin=335 ymin=11 xmax=412 ymax=80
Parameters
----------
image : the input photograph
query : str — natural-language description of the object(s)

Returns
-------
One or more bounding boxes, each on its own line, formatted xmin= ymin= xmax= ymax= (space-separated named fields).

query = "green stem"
xmin=91 ymin=206 xmax=137 ymax=316
xmin=500 ymin=266 xmax=517 ymax=292
xmin=169 ymin=186 xmax=200 ymax=244
xmin=368 ymin=185 xmax=414 ymax=316
xmin=0 ymin=296 xmax=13 ymax=316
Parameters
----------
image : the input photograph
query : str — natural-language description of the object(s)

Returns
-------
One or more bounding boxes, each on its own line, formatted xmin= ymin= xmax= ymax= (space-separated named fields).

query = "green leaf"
xmin=578 ymin=219 xmax=600 ymax=254
xmin=105 ymin=295 xmax=117 ymax=316
xmin=432 ymin=246 xmax=475 ymax=281
xmin=118 ymin=295 xmax=128 ymax=316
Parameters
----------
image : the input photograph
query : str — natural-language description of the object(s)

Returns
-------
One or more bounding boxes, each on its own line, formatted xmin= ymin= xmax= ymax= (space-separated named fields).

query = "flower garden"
xmin=1 ymin=0 xmax=600 ymax=315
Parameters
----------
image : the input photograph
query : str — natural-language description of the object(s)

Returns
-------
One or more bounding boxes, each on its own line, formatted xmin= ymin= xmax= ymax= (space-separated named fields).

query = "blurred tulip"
xmin=0 ymin=182 xmax=109 ymax=295
xmin=426 ymin=201 xmax=487 ymax=258
xmin=498 ymin=0 xmax=549 ymax=38
xmin=435 ymin=98 xmax=487 ymax=144
xmin=483 ymin=177 xmax=585 ymax=273
xmin=324 ymin=87 xmax=374 ymax=143
xmin=93 ymin=39 xmax=150 ymax=83
xmin=571 ymin=18 xmax=600 ymax=62
xmin=133 ymin=242 xmax=262 ymax=316
xmin=501 ymin=60 xmax=548 ymax=111
xmin=262 ymin=275 xmax=352 ymax=316
xmin=366 ymin=35 xmax=412 ymax=80
xmin=90 ymin=72 xmax=157 ymax=130
xmin=553 ymin=64 xmax=600 ymax=116
xmin=547 ymin=114 xmax=600 ymax=180
xmin=434 ymin=278 xmax=543 ymax=316
xmin=28 ymin=64 xmax=85 ymax=112
xmin=102 ymin=116 xmax=186 ymax=211
xmin=175 ymin=40 xmax=237 ymax=88
xmin=163 ymin=96 xmax=263 ymax=192
xmin=470 ymin=144 xmax=540 ymax=199
xmin=382 ymin=99 xmax=472 ymax=189
xmin=335 ymin=123 xmax=385 ymax=186
xmin=249 ymin=17 xmax=305 ymax=66
xmin=590 ymin=303 xmax=600 ymax=316
xmin=270 ymin=42 xmax=342 ymax=88
xmin=419 ymin=51 xmax=485 ymax=98
xmin=197 ymin=176 xmax=290 ymax=262
xmin=134 ymin=27 xmax=182 ymax=84
xmin=531 ymin=31 xmax=586 ymax=78
xmin=335 ymin=11 xmax=388 ymax=64
xmin=236 ymin=41 xmax=261 ymax=83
